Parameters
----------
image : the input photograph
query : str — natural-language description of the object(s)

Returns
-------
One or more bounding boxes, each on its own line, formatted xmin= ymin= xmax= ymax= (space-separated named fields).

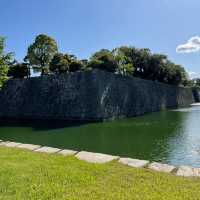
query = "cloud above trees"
xmin=176 ymin=36 xmax=200 ymax=53
xmin=187 ymin=71 xmax=200 ymax=79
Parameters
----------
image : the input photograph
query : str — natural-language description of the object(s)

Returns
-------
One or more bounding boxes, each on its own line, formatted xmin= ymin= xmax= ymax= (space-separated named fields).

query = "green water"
xmin=0 ymin=106 xmax=200 ymax=167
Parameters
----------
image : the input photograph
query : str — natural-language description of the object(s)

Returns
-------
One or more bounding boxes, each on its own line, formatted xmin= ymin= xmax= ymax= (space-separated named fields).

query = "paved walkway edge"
xmin=0 ymin=140 xmax=200 ymax=178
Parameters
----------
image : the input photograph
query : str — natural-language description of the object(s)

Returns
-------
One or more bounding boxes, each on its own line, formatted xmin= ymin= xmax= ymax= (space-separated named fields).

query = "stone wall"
xmin=0 ymin=70 xmax=195 ymax=121
xmin=192 ymin=88 xmax=200 ymax=102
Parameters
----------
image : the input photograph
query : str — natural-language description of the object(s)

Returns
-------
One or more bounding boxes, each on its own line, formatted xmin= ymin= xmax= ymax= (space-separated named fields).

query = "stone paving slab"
xmin=34 ymin=146 xmax=61 ymax=154
xmin=148 ymin=162 xmax=176 ymax=173
xmin=17 ymin=144 xmax=41 ymax=151
xmin=4 ymin=142 xmax=22 ymax=148
xmin=0 ymin=141 xmax=11 ymax=146
xmin=176 ymin=166 xmax=200 ymax=177
xmin=191 ymin=103 xmax=200 ymax=106
xmin=58 ymin=149 xmax=77 ymax=156
xmin=76 ymin=151 xmax=119 ymax=164
xmin=119 ymin=158 xmax=149 ymax=168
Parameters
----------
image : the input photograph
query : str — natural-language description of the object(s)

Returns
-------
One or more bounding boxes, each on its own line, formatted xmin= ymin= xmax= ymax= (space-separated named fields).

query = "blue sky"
xmin=1 ymin=0 xmax=200 ymax=77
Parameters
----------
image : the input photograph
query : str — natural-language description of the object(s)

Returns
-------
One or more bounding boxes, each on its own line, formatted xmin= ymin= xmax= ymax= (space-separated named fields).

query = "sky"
xmin=1 ymin=0 xmax=200 ymax=78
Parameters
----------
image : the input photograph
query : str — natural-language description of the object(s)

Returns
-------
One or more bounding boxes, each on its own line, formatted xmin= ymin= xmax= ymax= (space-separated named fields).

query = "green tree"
xmin=0 ymin=37 xmax=13 ymax=87
xmin=113 ymin=46 xmax=151 ymax=78
xmin=8 ymin=62 xmax=30 ymax=78
xmin=112 ymin=48 xmax=134 ymax=76
xmin=88 ymin=49 xmax=118 ymax=72
xmin=50 ymin=53 xmax=83 ymax=74
xmin=113 ymin=46 xmax=188 ymax=85
xmin=69 ymin=60 xmax=83 ymax=72
xmin=192 ymin=78 xmax=200 ymax=87
xmin=25 ymin=34 xmax=58 ymax=76
xmin=49 ymin=53 xmax=69 ymax=73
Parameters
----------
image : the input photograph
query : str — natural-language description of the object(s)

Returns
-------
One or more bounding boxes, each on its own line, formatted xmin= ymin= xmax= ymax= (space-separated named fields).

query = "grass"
xmin=0 ymin=147 xmax=200 ymax=200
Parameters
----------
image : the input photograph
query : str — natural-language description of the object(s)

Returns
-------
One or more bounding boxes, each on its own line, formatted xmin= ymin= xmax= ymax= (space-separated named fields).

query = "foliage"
xmin=195 ymin=78 xmax=200 ymax=87
xmin=50 ymin=53 xmax=83 ymax=73
xmin=112 ymin=47 xmax=134 ymax=76
xmin=113 ymin=46 xmax=189 ymax=85
xmin=25 ymin=34 xmax=58 ymax=76
xmin=0 ymin=65 xmax=8 ymax=88
xmin=88 ymin=49 xmax=118 ymax=73
xmin=3 ymin=33 xmax=190 ymax=86
xmin=187 ymin=78 xmax=200 ymax=88
xmin=0 ymin=37 xmax=13 ymax=87
xmin=69 ymin=60 xmax=83 ymax=72
xmin=8 ymin=62 xmax=30 ymax=78
xmin=49 ymin=53 xmax=70 ymax=73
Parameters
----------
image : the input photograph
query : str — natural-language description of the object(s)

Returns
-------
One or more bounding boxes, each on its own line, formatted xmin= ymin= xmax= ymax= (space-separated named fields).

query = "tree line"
xmin=0 ymin=34 xmax=193 ymax=87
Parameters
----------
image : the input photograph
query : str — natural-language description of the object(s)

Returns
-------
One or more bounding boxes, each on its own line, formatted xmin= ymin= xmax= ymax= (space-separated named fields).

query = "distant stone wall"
xmin=192 ymin=88 xmax=200 ymax=102
xmin=0 ymin=70 xmax=195 ymax=121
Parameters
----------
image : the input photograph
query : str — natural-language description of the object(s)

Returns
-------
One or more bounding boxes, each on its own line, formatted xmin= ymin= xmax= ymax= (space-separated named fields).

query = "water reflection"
xmin=0 ymin=106 xmax=200 ymax=167
xmin=167 ymin=106 xmax=200 ymax=167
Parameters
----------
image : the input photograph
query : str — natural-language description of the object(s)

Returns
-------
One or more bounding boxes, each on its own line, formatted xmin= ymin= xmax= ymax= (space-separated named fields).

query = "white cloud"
xmin=187 ymin=71 xmax=200 ymax=79
xmin=176 ymin=36 xmax=200 ymax=53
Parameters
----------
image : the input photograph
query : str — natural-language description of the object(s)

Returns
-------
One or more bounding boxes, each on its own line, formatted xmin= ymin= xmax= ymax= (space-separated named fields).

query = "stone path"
xmin=17 ymin=143 xmax=41 ymax=151
xmin=58 ymin=149 xmax=77 ymax=156
xmin=35 ymin=146 xmax=61 ymax=154
xmin=0 ymin=140 xmax=200 ymax=178
xmin=148 ymin=162 xmax=176 ymax=173
xmin=119 ymin=158 xmax=149 ymax=168
xmin=4 ymin=142 xmax=22 ymax=148
xmin=176 ymin=166 xmax=200 ymax=177
xmin=76 ymin=151 xmax=119 ymax=164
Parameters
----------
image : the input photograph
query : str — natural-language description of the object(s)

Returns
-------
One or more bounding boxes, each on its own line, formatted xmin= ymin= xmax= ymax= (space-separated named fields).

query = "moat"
xmin=0 ymin=105 xmax=200 ymax=167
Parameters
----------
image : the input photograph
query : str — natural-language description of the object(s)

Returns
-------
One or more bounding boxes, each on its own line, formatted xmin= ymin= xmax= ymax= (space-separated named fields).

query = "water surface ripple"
xmin=1 ymin=105 xmax=200 ymax=167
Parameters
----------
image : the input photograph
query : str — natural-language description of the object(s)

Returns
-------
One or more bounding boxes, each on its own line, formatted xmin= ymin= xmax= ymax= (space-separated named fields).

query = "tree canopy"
xmin=8 ymin=62 xmax=30 ymax=78
xmin=88 ymin=49 xmax=118 ymax=73
xmin=86 ymin=46 xmax=188 ymax=86
xmin=49 ymin=53 xmax=83 ymax=73
xmin=0 ymin=34 xmax=191 ymax=87
xmin=0 ymin=37 xmax=13 ymax=87
xmin=25 ymin=34 xmax=58 ymax=76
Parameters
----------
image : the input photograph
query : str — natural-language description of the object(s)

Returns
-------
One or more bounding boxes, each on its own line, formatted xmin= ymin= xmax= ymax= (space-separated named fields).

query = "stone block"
xmin=17 ymin=143 xmax=41 ymax=151
xmin=0 ymin=141 xmax=11 ymax=146
xmin=119 ymin=158 xmax=149 ymax=168
xmin=34 ymin=146 xmax=61 ymax=154
xmin=58 ymin=149 xmax=77 ymax=156
xmin=148 ymin=162 xmax=176 ymax=173
xmin=176 ymin=166 xmax=200 ymax=177
xmin=76 ymin=151 xmax=119 ymax=164
xmin=4 ymin=142 xmax=21 ymax=148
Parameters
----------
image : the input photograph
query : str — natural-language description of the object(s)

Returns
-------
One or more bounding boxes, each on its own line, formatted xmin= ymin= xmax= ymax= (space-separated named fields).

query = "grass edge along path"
xmin=1 ymin=147 xmax=200 ymax=200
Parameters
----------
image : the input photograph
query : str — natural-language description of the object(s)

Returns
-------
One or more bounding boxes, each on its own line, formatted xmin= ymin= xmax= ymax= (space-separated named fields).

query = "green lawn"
xmin=0 ymin=147 xmax=200 ymax=200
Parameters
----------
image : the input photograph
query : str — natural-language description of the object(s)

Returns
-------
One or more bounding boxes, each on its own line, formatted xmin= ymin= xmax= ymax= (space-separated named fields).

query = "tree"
xmin=112 ymin=48 xmax=134 ymax=76
xmin=113 ymin=46 xmax=151 ymax=78
xmin=8 ymin=62 xmax=30 ymax=78
xmin=0 ymin=37 xmax=13 ymax=87
xmin=50 ymin=53 xmax=83 ymax=74
xmin=25 ymin=34 xmax=58 ymax=76
xmin=69 ymin=60 xmax=83 ymax=72
xmin=88 ymin=49 xmax=118 ymax=72
xmin=191 ymin=78 xmax=200 ymax=87
xmin=49 ymin=53 xmax=69 ymax=73
xmin=112 ymin=46 xmax=188 ymax=85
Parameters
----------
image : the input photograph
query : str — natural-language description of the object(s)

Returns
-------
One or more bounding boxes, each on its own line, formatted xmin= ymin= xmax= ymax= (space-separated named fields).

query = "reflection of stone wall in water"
xmin=0 ymin=69 xmax=195 ymax=121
